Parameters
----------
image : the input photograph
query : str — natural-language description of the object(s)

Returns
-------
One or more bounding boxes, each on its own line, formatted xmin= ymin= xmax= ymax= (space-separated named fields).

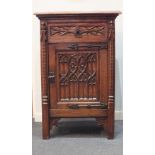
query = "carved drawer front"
xmin=47 ymin=23 xmax=108 ymax=43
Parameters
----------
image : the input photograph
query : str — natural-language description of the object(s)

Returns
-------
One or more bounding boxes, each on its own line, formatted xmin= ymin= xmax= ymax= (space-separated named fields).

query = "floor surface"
xmin=32 ymin=119 xmax=123 ymax=155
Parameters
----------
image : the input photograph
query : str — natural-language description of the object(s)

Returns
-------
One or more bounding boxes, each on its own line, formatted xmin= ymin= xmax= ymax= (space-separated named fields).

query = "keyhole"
xmin=75 ymin=29 xmax=81 ymax=36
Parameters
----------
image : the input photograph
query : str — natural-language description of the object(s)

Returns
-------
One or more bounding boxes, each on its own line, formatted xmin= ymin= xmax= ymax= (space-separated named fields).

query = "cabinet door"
xmin=48 ymin=43 xmax=108 ymax=109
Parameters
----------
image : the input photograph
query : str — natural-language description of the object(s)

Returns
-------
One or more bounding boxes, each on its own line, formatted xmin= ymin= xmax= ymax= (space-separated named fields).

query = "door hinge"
xmin=68 ymin=103 xmax=108 ymax=109
xmin=68 ymin=43 xmax=108 ymax=50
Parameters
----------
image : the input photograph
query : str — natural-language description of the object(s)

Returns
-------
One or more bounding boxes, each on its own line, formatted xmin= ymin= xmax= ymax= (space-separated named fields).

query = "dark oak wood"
xmin=50 ymin=109 xmax=108 ymax=117
xmin=35 ymin=12 xmax=120 ymax=139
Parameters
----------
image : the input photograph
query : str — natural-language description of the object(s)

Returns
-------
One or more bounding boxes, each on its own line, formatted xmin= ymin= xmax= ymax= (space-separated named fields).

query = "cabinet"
xmin=35 ymin=12 xmax=120 ymax=139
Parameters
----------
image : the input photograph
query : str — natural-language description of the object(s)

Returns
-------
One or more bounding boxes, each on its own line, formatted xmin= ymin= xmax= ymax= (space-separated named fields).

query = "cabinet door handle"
xmin=48 ymin=72 xmax=55 ymax=83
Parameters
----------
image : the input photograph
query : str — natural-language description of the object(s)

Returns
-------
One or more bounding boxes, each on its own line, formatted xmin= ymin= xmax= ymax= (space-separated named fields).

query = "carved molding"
xmin=108 ymin=96 xmax=114 ymax=108
xmin=41 ymin=21 xmax=48 ymax=102
xmin=49 ymin=25 xmax=106 ymax=37
xmin=41 ymin=21 xmax=48 ymax=41
xmin=108 ymin=20 xmax=115 ymax=99
xmin=108 ymin=20 xmax=115 ymax=40
xmin=42 ymin=96 xmax=48 ymax=103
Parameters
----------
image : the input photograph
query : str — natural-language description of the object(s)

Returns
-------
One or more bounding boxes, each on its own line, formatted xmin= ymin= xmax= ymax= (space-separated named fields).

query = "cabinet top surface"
xmin=35 ymin=11 xmax=121 ymax=19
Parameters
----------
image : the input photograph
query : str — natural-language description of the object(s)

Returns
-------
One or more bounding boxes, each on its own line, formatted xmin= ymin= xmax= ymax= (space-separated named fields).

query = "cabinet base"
xmin=42 ymin=117 xmax=114 ymax=139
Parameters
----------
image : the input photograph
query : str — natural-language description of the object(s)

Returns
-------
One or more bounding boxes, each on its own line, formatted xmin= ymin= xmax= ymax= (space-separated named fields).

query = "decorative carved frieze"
xmin=49 ymin=25 xmax=106 ymax=37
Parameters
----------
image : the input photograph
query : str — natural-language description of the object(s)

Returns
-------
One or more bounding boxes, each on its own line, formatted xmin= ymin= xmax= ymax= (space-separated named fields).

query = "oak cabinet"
xmin=35 ymin=12 xmax=120 ymax=139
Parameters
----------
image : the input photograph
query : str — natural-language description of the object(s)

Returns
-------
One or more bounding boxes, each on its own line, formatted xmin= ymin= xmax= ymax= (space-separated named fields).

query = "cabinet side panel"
xmin=40 ymin=20 xmax=50 ymax=139
xmin=107 ymin=20 xmax=115 ymax=139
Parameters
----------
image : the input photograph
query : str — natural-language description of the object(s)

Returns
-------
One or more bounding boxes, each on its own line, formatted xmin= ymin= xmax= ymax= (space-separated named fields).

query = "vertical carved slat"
xmin=63 ymin=63 xmax=66 ymax=99
xmin=107 ymin=20 xmax=115 ymax=139
xmin=64 ymin=63 xmax=67 ymax=99
xmin=68 ymin=78 xmax=71 ymax=100
xmin=73 ymin=82 xmax=75 ymax=99
xmin=97 ymin=50 xmax=100 ymax=101
xmin=40 ymin=21 xmax=50 ymax=139
xmin=87 ymin=81 xmax=89 ymax=99
xmin=70 ymin=82 xmax=73 ymax=100
xmin=93 ymin=56 xmax=97 ymax=99
xmin=91 ymin=56 xmax=93 ymax=99
xmin=75 ymin=80 xmax=78 ymax=99
xmin=79 ymin=80 xmax=82 ymax=99
xmin=77 ymin=73 xmax=79 ymax=100
xmin=92 ymin=59 xmax=94 ymax=99
xmin=60 ymin=62 xmax=64 ymax=100
xmin=88 ymin=60 xmax=90 ymax=99
xmin=59 ymin=62 xmax=61 ymax=100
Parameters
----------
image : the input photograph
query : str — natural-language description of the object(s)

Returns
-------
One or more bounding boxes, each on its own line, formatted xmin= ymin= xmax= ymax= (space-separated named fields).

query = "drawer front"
xmin=47 ymin=22 xmax=108 ymax=43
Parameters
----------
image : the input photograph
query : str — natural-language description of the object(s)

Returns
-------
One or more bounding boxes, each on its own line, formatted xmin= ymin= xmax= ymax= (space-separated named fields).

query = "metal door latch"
xmin=48 ymin=72 xmax=55 ymax=83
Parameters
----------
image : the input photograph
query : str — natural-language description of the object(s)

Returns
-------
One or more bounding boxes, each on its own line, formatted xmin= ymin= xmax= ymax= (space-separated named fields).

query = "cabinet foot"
xmin=106 ymin=116 xmax=114 ymax=139
xmin=42 ymin=127 xmax=50 ymax=139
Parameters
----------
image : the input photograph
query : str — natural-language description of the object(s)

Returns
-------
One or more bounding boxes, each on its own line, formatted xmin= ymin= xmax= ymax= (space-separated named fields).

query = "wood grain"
xmin=36 ymin=12 xmax=119 ymax=139
xmin=40 ymin=21 xmax=50 ymax=139
xmin=50 ymin=109 xmax=108 ymax=117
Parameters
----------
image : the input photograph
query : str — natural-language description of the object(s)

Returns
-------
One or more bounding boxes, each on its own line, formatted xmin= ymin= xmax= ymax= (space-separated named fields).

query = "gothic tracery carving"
xmin=58 ymin=53 xmax=97 ymax=85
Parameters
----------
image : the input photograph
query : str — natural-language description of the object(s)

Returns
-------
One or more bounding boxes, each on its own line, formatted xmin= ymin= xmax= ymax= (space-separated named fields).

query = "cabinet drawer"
xmin=47 ymin=22 xmax=108 ymax=43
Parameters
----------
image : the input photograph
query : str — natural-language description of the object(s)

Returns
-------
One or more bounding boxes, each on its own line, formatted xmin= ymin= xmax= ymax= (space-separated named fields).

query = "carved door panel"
xmin=48 ymin=43 xmax=108 ymax=109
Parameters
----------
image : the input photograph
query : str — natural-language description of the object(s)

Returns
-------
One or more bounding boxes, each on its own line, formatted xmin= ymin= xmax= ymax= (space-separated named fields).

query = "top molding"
xmin=35 ymin=11 xmax=121 ymax=20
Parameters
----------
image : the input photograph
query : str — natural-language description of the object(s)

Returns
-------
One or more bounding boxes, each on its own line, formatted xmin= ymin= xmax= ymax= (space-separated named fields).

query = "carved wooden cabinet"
xmin=35 ymin=12 xmax=120 ymax=139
